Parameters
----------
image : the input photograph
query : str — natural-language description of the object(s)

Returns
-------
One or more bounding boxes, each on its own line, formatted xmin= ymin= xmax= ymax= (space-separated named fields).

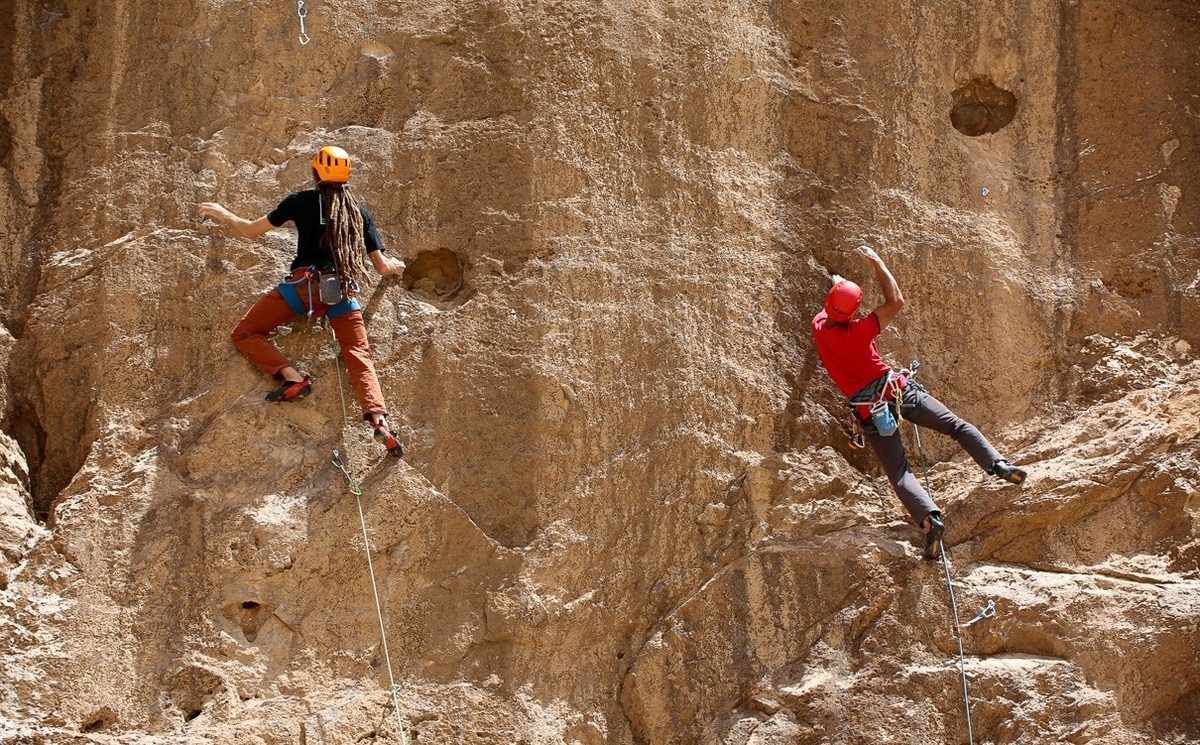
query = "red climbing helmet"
xmin=824 ymin=279 xmax=863 ymax=322
xmin=312 ymin=145 xmax=351 ymax=184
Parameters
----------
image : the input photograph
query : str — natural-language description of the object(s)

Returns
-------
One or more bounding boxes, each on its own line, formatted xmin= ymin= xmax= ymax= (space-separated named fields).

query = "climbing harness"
xmin=278 ymin=268 xmax=361 ymax=320
xmin=296 ymin=0 xmax=311 ymax=45
xmin=906 ymin=359 xmax=993 ymax=745
xmin=847 ymin=369 xmax=913 ymax=443
xmin=330 ymin=339 xmax=411 ymax=745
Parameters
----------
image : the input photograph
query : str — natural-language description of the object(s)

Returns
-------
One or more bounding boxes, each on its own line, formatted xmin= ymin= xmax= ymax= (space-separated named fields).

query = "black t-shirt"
xmin=266 ymin=189 xmax=385 ymax=271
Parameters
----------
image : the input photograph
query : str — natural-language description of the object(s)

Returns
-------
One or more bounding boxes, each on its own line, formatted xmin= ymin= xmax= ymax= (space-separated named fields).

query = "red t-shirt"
xmin=811 ymin=310 xmax=892 ymax=398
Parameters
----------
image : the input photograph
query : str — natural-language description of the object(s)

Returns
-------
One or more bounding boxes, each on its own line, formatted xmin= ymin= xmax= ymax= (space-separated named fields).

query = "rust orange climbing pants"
xmin=231 ymin=286 xmax=387 ymax=420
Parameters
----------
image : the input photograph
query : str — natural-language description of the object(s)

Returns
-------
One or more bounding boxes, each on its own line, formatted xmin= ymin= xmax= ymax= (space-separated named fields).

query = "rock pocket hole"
xmin=950 ymin=76 xmax=1017 ymax=136
xmin=169 ymin=664 xmax=227 ymax=723
xmin=403 ymin=248 xmax=468 ymax=302
xmin=81 ymin=707 xmax=117 ymax=732
xmin=221 ymin=599 xmax=274 ymax=643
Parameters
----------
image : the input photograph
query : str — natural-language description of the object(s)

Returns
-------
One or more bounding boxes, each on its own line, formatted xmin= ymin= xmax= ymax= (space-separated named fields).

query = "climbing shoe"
xmin=266 ymin=375 xmax=312 ymax=403
xmin=373 ymin=424 xmax=404 ymax=458
xmin=923 ymin=513 xmax=945 ymax=560
xmin=992 ymin=460 xmax=1027 ymax=485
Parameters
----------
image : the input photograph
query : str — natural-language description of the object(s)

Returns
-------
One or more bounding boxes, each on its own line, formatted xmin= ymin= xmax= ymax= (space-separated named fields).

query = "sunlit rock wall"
xmin=0 ymin=0 xmax=1196 ymax=743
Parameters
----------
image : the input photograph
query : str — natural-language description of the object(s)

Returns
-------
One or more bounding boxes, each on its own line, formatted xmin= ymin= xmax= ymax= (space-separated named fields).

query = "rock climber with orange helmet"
xmin=197 ymin=145 xmax=407 ymax=456
xmin=811 ymin=245 xmax=1026 ymax=559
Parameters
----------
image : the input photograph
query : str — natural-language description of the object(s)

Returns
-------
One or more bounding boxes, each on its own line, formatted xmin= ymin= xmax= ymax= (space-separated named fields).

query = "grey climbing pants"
xmin=865 ymin=387 xmax=1003 ymax=526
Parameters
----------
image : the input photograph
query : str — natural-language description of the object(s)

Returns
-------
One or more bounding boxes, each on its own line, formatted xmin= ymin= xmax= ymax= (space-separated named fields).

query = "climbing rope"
xmin=331 ymin=326 xmax=410 ymax=744
xmin=296 ymin=0 xmax=311 ymax=45
xmin=907 ymin=359 xmax=989 ymax=745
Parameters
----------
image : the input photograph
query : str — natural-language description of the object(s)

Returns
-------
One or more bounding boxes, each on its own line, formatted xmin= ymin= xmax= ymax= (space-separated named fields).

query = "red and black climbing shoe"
xmin=923 ymin=513 xmax=945 ymax=560
xmin=992 ymin=460 xmax=1027 ymax=485
xmin=266 ymin=375 xmax=312 ymax=403
xmin=373 ymin=424 xmax=404 ymax=458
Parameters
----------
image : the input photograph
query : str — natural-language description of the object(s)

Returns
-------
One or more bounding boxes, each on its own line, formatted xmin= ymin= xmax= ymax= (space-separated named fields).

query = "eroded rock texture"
xmin=0 ymin=1 xmax=1197 ymax=743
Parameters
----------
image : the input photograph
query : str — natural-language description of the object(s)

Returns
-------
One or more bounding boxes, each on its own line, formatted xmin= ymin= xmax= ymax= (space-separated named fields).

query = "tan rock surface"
xmin=1 ymin=1 xmax=1197 ymax=744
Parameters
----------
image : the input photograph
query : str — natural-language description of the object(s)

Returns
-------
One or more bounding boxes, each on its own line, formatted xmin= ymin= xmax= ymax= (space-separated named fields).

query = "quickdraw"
xmin=330 ymin=449 xmax=361 ymax=496
xmin=297 ymin=0 xmax=310 ymax=45
xmin=962 ymin=599 xmax=996 ymax=629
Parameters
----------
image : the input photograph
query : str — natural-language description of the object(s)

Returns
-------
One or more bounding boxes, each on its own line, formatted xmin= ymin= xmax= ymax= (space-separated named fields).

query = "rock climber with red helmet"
xmin=197 ymin=145 xmax=407 ymax=457
xmin=811 ymin=245 xmax=1026 ymax=559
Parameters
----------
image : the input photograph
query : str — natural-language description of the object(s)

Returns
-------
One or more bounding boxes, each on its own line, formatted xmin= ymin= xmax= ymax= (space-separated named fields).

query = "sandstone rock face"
xmin=1 ymin=1 xmax=1197 ymax=744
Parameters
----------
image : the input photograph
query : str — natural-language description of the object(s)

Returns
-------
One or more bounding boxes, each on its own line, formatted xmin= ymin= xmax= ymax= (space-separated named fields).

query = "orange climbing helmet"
xmin=824 ymin=279 xmax=863 ymax=322
xmin=312 ymin=145 xmax=351 ymax=184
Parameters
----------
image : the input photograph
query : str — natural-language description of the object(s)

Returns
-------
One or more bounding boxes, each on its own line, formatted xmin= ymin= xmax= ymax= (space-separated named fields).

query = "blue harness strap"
xmin=327 ymin=297 xmax=362 ymax=320
xmin=278 ymin=278 xmax=309 ymax=315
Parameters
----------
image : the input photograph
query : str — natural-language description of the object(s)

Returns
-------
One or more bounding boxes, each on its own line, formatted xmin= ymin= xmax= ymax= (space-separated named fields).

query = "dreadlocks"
xmin=319 ymin=182 xmax=372 ymax=299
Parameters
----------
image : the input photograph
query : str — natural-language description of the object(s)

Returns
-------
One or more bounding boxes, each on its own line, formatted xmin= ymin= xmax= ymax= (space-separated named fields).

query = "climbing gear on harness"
xmin=870 ymin=398 xmax=899 ymax=437
xmin=266 ymin=375 xmax=312 ymax=402
xmin=922 ymin=512 xmax=945 ymax=560
xmin=278 ymin=268 xmax=361 ymax=320
xmin=296 ymin=0 xmax=311 ymax=45
xmin=849 ymin=370 xmax=909 ymax=437
xmin=824 ymin=279 xmax=863 ymax=321
xmin=991 ymin=460 xmax=1027 ymax=485
xmin=329 ymin=450 xmax=411 ymax=744
xmin=846 ymin=412 xmax=867 ymax=449
xmin=373 ymin=423 xmax=405 ymax=458
xmin=312 ymin=145 xmax=351 ymax=184
xmin=318 ymin=272 xmax=344 ymax=305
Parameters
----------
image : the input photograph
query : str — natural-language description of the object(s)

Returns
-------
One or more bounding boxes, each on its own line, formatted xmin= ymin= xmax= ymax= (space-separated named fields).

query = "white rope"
xmin=331 ymin=325 xmax=410 ymax=745
xmin=908 ymin=361 xmax=975 ymax=745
